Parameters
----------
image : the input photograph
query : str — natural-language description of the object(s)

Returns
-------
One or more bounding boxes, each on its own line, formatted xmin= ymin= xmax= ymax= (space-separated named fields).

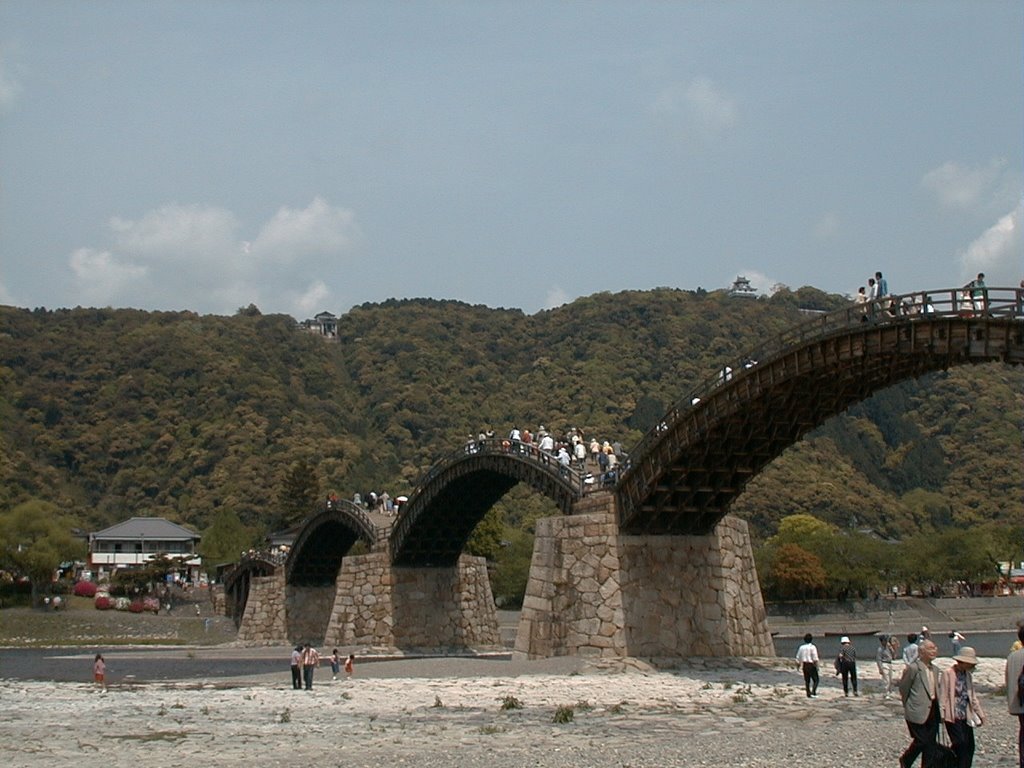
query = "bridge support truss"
xmin=515 ymin=492 xmax=773 ymax=659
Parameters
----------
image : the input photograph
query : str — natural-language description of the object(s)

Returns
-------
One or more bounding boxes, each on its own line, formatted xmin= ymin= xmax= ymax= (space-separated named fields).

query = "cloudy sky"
xmin=1 ymin=1 xmax=1020 ymax=318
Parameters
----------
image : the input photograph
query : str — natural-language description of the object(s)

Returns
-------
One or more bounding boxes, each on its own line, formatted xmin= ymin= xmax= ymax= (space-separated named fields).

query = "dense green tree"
xmin=0 ymin=499 xmax=85 ymax=606
xmin=465 ymin=506 xmax=505 ymax=562
xmin=200 ymin=508 xmax=258 ymax=567
xmin=490 ymin=528 xmax=536 ymax=607
xmin=275 ymin=460 xmax=321 ymax=532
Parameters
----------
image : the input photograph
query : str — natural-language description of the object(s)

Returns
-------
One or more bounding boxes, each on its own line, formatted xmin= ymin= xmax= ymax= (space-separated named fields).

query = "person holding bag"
xmin=940 ymin=647 xmax=986 ymax=768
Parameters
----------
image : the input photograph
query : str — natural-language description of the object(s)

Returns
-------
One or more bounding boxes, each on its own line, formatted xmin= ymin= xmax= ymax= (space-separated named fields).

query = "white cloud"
xmin=292 ymin=280 xmax=331 ymax=316
xmin=69 ymin=248 xmax=148 ymax=305
xmin=67 ymin=198 xmax=360 ymax=316
xmin=958 ymin=200 xmax=1022 ymax=285
xmin=109 ymin=204 xmax=240 ymax=267
xmin=544 ymin=286 xmax=569 ymax=310
xmin=651 ymin=77 xmax=737 ymax=143
xmin=251 ymin=197 xmax=360 ymax=263
xmin=921 ymin=158 xmax=1017 ymax=212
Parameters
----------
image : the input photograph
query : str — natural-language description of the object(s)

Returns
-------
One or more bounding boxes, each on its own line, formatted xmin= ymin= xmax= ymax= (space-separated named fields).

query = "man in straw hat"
xmin=940 ymin=646 xmax=985 ymax=767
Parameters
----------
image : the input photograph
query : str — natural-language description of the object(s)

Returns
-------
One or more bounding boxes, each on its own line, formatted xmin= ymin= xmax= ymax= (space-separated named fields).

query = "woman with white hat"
xmin=939 ymin=646 xmax=985 ymax=767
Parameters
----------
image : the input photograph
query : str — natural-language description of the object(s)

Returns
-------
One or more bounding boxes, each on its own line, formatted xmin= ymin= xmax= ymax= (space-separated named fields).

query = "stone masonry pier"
xmin=234 ymin=553 xmax=500 ymax=651
xmin=515 ymin=492 xmax=773 ymax=659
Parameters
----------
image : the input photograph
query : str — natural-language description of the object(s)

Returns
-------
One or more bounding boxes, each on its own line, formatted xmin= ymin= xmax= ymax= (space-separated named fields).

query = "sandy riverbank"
xmin=2 ymin=654 xmax=1020 ymax=768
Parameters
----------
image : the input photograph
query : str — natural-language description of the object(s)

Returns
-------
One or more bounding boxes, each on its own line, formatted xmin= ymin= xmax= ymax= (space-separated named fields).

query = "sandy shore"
xmin=1 ymin=654 xmax=1020 ymax=768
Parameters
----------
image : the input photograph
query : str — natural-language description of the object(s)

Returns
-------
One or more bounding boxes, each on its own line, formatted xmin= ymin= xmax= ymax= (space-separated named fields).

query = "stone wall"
xmin=322 ymin=552 xmax=500 ymax=652
xmin=619 ymin=515 xmax=774 ymax=658
xmin=323 ymin=552 xmax=396 ymax=649
xmin=287 ymin=585 xmax=337 ymax=646
xmin=515 ymin=501 xmax=626 ymax=658
xmin=235 ymin=570 xmax=287 ymax=645
xmin=516 ymin=492 xmax=773 ymax=659
xmin=392 ymin=554 xmax=500 ymax=651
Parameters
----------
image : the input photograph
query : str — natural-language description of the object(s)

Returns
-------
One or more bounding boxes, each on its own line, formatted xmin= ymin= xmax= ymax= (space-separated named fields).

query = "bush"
xmin=552 ymin=705 xmax=574 ymax=723
xmin=74 ymin=581 xmax=98 ymax=598
xmin=114 ymin=597 xmax=130 ymax=611
xmin=129 ymin=599 xmax=145 ymax=613
xmin=500 ymin=695 xmax=523 ymax=710
xmin=143 ymin=597 xmax=160 ymax=614
xmin=94 ymin=595 xmax=112 ymax=610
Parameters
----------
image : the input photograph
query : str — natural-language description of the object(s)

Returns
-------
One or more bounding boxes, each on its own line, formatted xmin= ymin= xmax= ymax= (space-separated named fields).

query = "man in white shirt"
xmin=795 ymin=633 xmax=820 ymax=698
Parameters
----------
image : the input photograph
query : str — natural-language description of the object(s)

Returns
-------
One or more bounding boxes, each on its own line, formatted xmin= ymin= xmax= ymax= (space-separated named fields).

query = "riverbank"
xmin=2 ymin=653 xmax=1021 ymax=768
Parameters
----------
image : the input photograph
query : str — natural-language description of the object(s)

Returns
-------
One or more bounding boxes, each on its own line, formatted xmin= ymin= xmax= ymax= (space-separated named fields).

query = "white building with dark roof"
xmin=88 ymin=517 xmax=201 ymax=578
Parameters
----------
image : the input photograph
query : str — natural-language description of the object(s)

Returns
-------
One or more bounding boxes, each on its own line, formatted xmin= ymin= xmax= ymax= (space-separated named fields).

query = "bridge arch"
xmin=617 ymin=287 xmax=1024 ymax=535
xmin=222 ymin=556 xmax=280 ymax=627
xmin=286 ymin=500 xmax=382 ymax=586
xmin=390 ymin=438 xmax=585 ymax=566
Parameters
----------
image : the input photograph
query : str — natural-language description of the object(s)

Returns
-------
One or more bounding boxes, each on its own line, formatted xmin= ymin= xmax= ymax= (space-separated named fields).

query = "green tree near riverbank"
xmin=0 ymin=500 xmax=85 ymax=606
xmin=757 ymin=513 xmax=1021 ymax=601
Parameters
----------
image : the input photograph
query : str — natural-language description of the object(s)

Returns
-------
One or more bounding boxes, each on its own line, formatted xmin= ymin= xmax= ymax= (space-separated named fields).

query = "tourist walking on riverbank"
xmin=93 ymin=653 xmax=106 ymax=693
xmin=795 ymin=633 xmax=820 ymax=698
xmin=940 ymin=646 xmax=985 ymax=768
xmin=1006 ymin=625 xmax=1024 ymax=768
xmin=835 ymin=636 xmax=858 ymax=696
xmin=903 ymin=634 xmax=920 ymax=666
xmin=330 ymin=649 xmax=341 ymax=680
xmin=899 ymin=639 xmax=941 ymax=768
xmin=345 ymin=653 xmax=355 ymax=679
xmin=290 ymin=645 xmax=302 ymax=690
xmin=877 ymin=634 xmax=896 ymax=698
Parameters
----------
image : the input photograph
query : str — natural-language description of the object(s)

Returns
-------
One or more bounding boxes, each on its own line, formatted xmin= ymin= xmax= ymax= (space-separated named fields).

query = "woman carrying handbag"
xmin=939 ymin=646 xmax=986 ymax=768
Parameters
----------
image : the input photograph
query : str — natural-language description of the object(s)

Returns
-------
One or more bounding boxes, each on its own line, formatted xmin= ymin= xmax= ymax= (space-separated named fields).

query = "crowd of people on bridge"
xmin=852 ymin=271 xmax=1013 ymax=322
xmin=463 ymin=425 xmax=630 ymax=487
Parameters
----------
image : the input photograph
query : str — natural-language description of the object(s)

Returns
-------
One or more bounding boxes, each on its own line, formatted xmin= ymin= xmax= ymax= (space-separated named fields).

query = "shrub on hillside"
xmin=94 ymin=595 xmax=112 ymax=610
xmin=74 ymin=581 xmax=98 ymax=598
xmin=128 ymin=599 xmax=145 ymax=613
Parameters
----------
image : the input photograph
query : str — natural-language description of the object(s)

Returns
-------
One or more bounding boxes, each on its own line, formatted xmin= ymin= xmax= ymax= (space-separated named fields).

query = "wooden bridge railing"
xmin=621 ymin=285 xmax=1023 ymax=482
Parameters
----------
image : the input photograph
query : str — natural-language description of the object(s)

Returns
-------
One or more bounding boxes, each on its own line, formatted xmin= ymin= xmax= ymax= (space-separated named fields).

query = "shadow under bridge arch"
xmin=391 ymin=438 xmax=585 ymax=566
xmin=286 ymin=501 xmax=383 ymax=586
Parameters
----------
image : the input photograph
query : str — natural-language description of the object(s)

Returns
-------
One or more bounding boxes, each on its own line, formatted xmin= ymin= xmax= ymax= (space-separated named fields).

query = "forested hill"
xmin=1 ymin=286 xmax=1020 ymax=548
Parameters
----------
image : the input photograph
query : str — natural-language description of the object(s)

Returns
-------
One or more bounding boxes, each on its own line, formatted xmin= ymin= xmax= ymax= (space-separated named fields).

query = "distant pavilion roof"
xmin=90 ymin=517 xmax=200 ymax=541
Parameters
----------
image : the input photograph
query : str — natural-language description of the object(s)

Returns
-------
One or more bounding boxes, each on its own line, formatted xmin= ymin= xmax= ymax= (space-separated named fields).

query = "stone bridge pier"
xmin=515 ymin=492 xmax=774 ymax=659
xmin=234 ymin=553 xmax=501 ymax=651
xmin=320 ymin=552 xmax=500 ymax=651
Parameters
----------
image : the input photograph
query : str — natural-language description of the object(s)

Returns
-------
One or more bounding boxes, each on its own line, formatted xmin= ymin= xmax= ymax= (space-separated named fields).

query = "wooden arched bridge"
xmin=227 ymin=286 xmax=1022 ymax=654
xmin=384 ymin=285 xmax=1022 ymax=561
